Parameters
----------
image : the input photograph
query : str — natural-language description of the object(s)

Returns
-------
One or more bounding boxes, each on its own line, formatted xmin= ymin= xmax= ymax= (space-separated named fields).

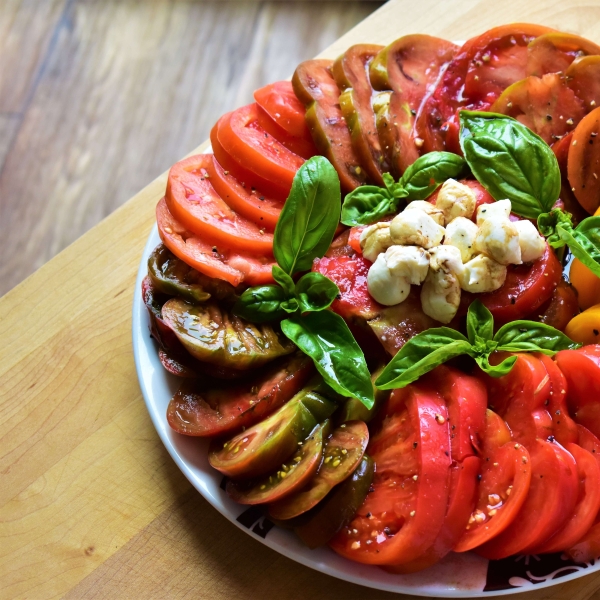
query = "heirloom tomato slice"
xmin=566 ymin=55 xmax=600 ymax=113
xmin=536 ymin=279 xmax=579 ymax=332
xmin=254 ymin=81 xmax=310 ymax=139
xmin=166 ymin=354 xmax=313 ymax=437
xmin=329 ymin=381 xmax=451 ymax=566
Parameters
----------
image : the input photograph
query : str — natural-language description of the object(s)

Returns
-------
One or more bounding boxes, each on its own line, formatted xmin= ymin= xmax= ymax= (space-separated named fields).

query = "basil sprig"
xmin=233 ymin=156 xmax=374 ymax=409
xmin=340 ymin=152 xmax=467 ymax=226
xmin=375 ymin=300 xmax=580 ymax=390
xmin=538 ymin=208 xmax=600 ymax=278
xmin=459 ymin=111 xmax=561 ymax=220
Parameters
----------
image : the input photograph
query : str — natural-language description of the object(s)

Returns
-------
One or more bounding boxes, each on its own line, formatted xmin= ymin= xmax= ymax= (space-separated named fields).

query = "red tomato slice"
xmin=348 ymin=226 xmax=365 ymax=254
xmin=476 ymin=439 xmax=578 ymax=559
xmin=532 ymin=442 xmax=600 ymax=554
xmin=566 ymin=55 xmax=600 ymax=113
xmin=165 ymin=154 xmax=274 ymax=255
xmin=325 ymin=229 xmax=356 ymax=259
xmin=556 ymin=345 xmax=600 ymax=438
xmin=254 ymin=81 xmax=310 ymax=139
xmin=479 ymin=244 xmax=562 ymax=325
xmin=166 ymin=354 xmax=313 ymax=437
xmin=566 ymin=521 xmax=600 ymax=563
xmin=329 ymin=381 xmax=451 ymax=566
xmin=156 ymin=198 xmax=275 ymax=287
xmin=577 ymin=424 xmax=600 ymax=468
xmin=218 ymin=103 xmax=304 ymax=192
xmin=205 ymin=156 xmax=282 ymax=232
xmin=535 ymin=279 xmax=579 ymax=332
xmin=481 ymin=409 xmax=512 ymax=456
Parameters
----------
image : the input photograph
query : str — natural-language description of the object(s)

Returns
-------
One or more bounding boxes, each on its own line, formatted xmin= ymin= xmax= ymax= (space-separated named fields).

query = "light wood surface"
xmin=2 ymin=1 xmax=600 ymax=599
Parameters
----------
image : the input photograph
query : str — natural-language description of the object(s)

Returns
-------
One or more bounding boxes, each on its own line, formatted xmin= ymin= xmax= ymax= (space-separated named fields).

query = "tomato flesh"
xmin=536 ymin=279 xmax=579 ymax=332
xmin=254 ymin=81 xmax=310 ymax=139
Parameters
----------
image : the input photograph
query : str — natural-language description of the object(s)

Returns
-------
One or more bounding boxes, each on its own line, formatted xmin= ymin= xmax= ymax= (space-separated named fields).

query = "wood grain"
xmin=1 ymin=1 xmax=600 ymax=599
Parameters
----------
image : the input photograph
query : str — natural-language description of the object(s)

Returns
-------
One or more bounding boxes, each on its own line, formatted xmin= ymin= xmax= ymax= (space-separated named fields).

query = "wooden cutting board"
xmin=2 ymin=1 xmax=600 ymax=598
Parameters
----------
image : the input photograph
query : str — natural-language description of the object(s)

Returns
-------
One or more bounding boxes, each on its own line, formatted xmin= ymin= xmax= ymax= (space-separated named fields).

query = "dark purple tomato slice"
xmin=159 ymin=348 xmax=198 ymax=379
xmin=166 ymin=354 xmax=313 ymax=437
xmin=226 ymin=422 xmax=325 ymax=505
xmin=268 ymin=421 xmax=369 ymax=520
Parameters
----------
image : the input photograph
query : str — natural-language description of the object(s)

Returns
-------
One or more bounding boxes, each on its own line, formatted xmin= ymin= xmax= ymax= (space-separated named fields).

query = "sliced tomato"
xmin=206 ymin=156 xmax=282 ymax=231
xmin=347 ymin=226 xmax=365 ymax=255
xmin=226 ymin=422 xmax=325 ymax=505
xmin=158 ymin=348 xmax=197 ymax=378
xmin=254 ymin=81 xmax=310 ymax=139
xmin=293 ymin=59 xmax=366 ymax=191
xmin=532 ymin=442 xmax=600 ymax=554
xmin=578 ymin=424 xmax=600 ymax=467
xmin=165 ymin=154 xmax=274 ymax=254
xmin=167 ymin=354 xmax=313 ymax=437
xmin=329 ymin=381 xmax=451 ymax=565
xmin=479 ymin=244 xmax=562 ymax=325
xmin=535 ymin=279 xmax=579 ymax=332
xmin=566 ymin=55 xmax=600 ymax=113
xmin=481 ymin=409 xmax=512 ymax=456
xmin=325 ymin=229 xmax=356 ymax=259
xmin=566 ymin=521 xmax=600 ymax=563
xmin=312 ymin=255 xmax=381 ymax=321
xmin=268 ymin=421 xmax=369 ymax=520
xmin=491 ymin=73 xmax=585 ymax=145
xmin=556 ymin=345 xmax=600 ymax=438
xmin=476 ymin=439 xmax=578 ymax=559
xmin=568 ymin=106 xmax=600 ymax=214
xmin=527 ymin=32 xmax=600 ymax=78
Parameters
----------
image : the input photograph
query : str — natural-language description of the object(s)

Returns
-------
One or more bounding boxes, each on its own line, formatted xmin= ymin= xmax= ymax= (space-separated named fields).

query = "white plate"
xmin=132 ymin=171 xmax=600 ymax=599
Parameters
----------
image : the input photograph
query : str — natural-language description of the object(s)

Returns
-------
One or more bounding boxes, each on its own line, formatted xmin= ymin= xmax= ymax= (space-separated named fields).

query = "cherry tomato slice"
xmin=167 ymin=354 xmax=313 ymax=437
xmin=532 ymin=442 xmax=600 ymax=554
xmin=165 ymin=154 xmax=274 ymax=254
xmin=566 ymin=55 xmax=600 ymax=113
xmin=329 ymin=381 xmax=451 ymax=566
xmin=479 ymin=244 xmax=562 ymax=325
xmin=226 ymin=422 xmax=325 ymax=505
xmin=268 ymin=421 xmax=369 ymax=520
xmin=254 ymin=81 xmax=310 ymax=139
xmin=536 ymin=279 xmax=579 ymax=332
xmin=476 ymin=439 xmax=578 ymax=559
xmin=157 ymin=198 xmax=275 ymax=287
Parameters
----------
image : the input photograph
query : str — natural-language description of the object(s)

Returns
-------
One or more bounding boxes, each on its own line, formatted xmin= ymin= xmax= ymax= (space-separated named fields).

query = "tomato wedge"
xmin=165 ymin=154 xmax=274 ymax=254
xmin=532 ymin=442 xmax=600 ymax=554
xmin=156 ymin=198 xmax=275 ymax=287
xmin=536 ymin=279 xmax=579 ymax=331
xmin=254 ymin=81 xmax=310 ymax=139
xmin=479 ymin=244 xmax=562 ymax=325
xmin=329 ymin=381 xmax=451 ymax=565
xmin=566 ymin=55 xmax=600 ymax=113
xmin=268 ymin=421 xmax=369 ymax=520
xmin=226 ymin=422 xmax=325 ymax=505
xmin=167 ymin=354 xmax=313 ymax=437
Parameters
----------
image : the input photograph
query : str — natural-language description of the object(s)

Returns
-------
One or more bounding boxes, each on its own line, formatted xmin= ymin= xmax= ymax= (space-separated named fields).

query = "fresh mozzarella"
xmin=384 ymin=245 xmax=430 ymax=285
xmin=476 ymin=199 xmax=511 ymax=225
xmin=444 ymin=216 xmax=478 ymax=262
xmin=367 ymin=253 xmax=411 ymax=306
xmin=404 ymin=200 xmax=445 ymax=226
xmin=360 ymin=222 xmax=393 ymax=262
xmin=514 ymin=219 xmax=546 ymax=262
xmin=459 ymin=254 xmax=507 ymax=293
xmin=474 ymin=217 xmax=522 ymax=265
xmin=435 ymin=179 xmax=477 ymax=224
xmin=390 ymin=209 xmax=445 ymax=249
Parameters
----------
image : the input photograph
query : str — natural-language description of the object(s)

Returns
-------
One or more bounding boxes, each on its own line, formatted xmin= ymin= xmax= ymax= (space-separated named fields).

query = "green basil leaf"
xmin=340 ymin=185 xmax=399 ymax=226
xmin=382 ymin=172 xmax=407 ymax=198
xmin=466 ymin=299 xmax=494 ymax=345
xmin=281 ymin=298 xmax=300 ymax=314
xmin=474 ymin=354 xmax=518 ymax=378
xmin=375 ymin=328 xmax=472 ymax=390
xmin=400 ymin=151 xmax=468 ymax=199
xmin=295 ymin=272 xmax=339 ymax=313
xmin=562 ymin=216 xmax=600 ymax=278
xmin=459 ymin=111 xmax=561 ymax=219
xmin=232 ymin=285 xmax=287 ymax=322
xmin=281 ymin=311 xmax=374 ymax=409
xmin=537 ymin=209 xmax=570 ymax=248
xmin=272 ymin=265 xmax=296 ymax=297
xmin=494 ymin=320 xmax=581 ymax=355
xmin=274 ymin=156 xmax=341 ymax=275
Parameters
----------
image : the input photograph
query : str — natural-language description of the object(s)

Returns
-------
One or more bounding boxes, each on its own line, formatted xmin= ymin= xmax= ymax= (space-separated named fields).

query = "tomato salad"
xmin=142 ymin=25 xmax=600 ymax=571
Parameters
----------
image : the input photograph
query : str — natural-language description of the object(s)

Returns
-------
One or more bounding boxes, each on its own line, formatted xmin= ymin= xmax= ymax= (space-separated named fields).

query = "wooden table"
xmin=2 ymin=1 xmax=600 ymax=598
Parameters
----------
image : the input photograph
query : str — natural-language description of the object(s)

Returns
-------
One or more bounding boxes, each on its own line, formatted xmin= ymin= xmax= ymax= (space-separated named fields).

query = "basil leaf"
xmin=562 ymin=216 xmax=600 ymax=278
xmin=281 ymin=311 xmax=374 ymax=409
xmin=459 ymin=111 xmax=561 ymax=219
xmin=466 ymin=299 xmax=494 ymax=344
xmin=233 ymin=285 xmax=287 ymax=322
xmin=494 ymin=320 xmax=581 ymax=355
xmin=400 ymin=151 xmax=468 ymax=199
xmin=272 ymin=265 xmax=296 ymax=297
xmin=382 ymin=172 xmax=407 ymax=198
xmin=341 ymin=185 xmax=399 ymax=226
xmin=295 ymin=272 xmax=339 ymax=313
xmin=474 ymin=354 xmax=517 ymax=378
xmin=537 ymin=209 xmax=570 ymax=248
xmin=375 ymin=328 xmax=472 ymax=390
xmin=274 ymin=156 xmax=341 ymax=275
xmin=281 ymin=298 xmax=300 ymax=314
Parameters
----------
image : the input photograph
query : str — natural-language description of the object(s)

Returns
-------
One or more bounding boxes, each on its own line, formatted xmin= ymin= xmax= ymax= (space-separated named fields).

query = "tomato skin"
xmin=479 ymin=244 xmax=562 ymax=325
xmin=536 ymin=279 xmax=580 ymax=332
xmin=329 ymin=382 xmax=451 ymax=565
xmin=254 ymin=81 xmax=310 ymax=139
xmin=566 ymin=303 xmax=600 ymax=346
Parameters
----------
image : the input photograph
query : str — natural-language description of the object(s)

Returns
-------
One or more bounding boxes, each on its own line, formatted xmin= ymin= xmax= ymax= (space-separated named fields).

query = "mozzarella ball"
xmin=514 ymin=220 xmax=546 ymax=263
xmin=360 ymin=222 xmax=393 ymax=262
xmin=404 ymin=200 xmax=445 ymax=226
xmin=429 ymin=244 xmax=464 ymax=276
xmin=384 ymin=245 xmax=430 ymax=285
xmin=476 ymin=199 xmax=512 ymax=225
xmin=459 ymin=254 xmax=507 ymax=293
xmin=390 ymin=210 xmax=445 ymax=248
xmin=367 ymin=254 xmax=411 ymax=306
xmin=435 ymin=179 xmax=477 ymax=224
xmin=444 ymin=217 xmax=478 ymax=262
xmin=474 ymin=218 xmax=522 ymax=265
